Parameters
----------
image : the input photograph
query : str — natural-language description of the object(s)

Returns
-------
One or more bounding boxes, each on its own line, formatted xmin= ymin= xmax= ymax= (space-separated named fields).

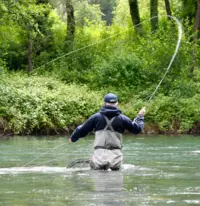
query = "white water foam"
xmin=0 ymin=166 xmax=89 ymax=175
xmin=0 ymin=164 xmax=139 ymax=175
xmin=191 ymin=150 xmax=200 ymax=154
xmin=122 ymin=164 xmax=137 ymax=170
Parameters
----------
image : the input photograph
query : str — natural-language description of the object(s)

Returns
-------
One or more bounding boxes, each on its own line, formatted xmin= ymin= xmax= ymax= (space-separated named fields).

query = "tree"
xmin=128 ymin=0 xmax=143 ymax=35
xmin=75 ymin=1 xmax=103 ymax=27
xmin=190 ymin=0 xmax=200 ymax=75
xmin=37 ymin=0 xmax=49 ymax=3
xmin=164 ymin=0 xmax=172 ymax=20
xmin=0 ymin=0 xmax=53 ymax=73
xmin=65 ymin=0 xmax=75 ymax=47
xmin=194 ymin=0 xmax=200 ymax=39
xmin=88 ymin=0 xmax=115 ymax=25
xmin=27 ymin=24 xmax=33 ymax=73
xmin=150 ymin=0 xmax=158 ymax=32
xmin=100 ymin=0 xmax=115 ymax=25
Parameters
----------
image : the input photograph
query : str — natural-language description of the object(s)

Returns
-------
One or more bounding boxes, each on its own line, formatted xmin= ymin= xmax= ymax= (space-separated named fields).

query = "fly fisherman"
xmin=69 ymin=93 xmax=145 ymax=170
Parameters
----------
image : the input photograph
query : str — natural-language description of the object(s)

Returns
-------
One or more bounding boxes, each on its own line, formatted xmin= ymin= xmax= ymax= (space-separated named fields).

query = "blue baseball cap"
xmin=104 ymin=93 xmax=118 ymax=103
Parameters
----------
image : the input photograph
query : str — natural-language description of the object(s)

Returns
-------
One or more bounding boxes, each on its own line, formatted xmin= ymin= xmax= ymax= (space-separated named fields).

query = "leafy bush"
xmin=147 ymin=94 xmax=200 ymax=132
xmin=0 ymin=70 xmax=200 ymax=134
xmin=0 ymin=73 xmax=102 ymax=134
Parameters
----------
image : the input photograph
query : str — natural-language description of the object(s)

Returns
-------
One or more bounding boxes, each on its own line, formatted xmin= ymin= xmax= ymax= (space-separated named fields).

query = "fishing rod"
xmin=123 ymin=15 xmax=182 ymax=114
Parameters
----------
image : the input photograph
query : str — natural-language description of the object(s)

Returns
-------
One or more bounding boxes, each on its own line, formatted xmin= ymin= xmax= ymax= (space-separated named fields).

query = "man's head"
xmin=104 ymin=93 xmax=118 ymax=106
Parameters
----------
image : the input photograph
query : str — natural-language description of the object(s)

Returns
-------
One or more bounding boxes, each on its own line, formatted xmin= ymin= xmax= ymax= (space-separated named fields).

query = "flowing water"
xmin=0 ymin=135 xmax=200 ymax=206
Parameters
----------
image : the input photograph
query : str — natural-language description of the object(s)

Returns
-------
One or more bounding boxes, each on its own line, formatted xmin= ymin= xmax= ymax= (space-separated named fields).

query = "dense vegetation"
xmin=0 ymin=0 xmax=200 ymax=135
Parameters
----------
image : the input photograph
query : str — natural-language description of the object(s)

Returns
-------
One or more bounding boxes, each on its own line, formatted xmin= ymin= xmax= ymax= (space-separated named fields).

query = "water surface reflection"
xmin=90 ymin=170 xmax=124 ymax=205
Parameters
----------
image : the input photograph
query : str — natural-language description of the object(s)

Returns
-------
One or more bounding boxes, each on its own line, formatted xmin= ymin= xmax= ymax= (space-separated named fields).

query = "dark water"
xmin=0 ymin=135 xmax=200 ymax=206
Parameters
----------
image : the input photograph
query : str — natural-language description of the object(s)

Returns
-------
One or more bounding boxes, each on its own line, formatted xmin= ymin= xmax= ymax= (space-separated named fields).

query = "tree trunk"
xmin=128 ymin=0 xmax=143 ymax=35
xmin=190 ymin=0 xmax=200 ymax=75
xmin=150 ymin=0 xmax=158 ymax=32
xmin=36 ymin=0 xmax=49 ymax=4
xmin=164 ymin=0 xmax=172 ymax=20
xmin=65 ymin=0 xmax=75 ymax=45
xmin=194 ymin=0 xmax=200 ymax=33
xmin=28 ymin=36 xmax=33 ymax=74
xmin=101 ymin=0 xmax=114 ymax=26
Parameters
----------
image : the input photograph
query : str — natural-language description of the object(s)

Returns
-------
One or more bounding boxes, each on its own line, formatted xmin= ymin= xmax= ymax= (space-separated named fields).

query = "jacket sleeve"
xmin=122 ymin=114 xmax=144 ymax=134
xmin=69 ymin=114 xmax=96 ymax=142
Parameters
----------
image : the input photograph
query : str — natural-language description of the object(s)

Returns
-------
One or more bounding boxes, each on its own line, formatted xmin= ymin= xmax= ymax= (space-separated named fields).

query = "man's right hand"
xmin=69 ymin=138 xmax=72 ymax=143
xmin=138 ymin=107 xmax=146 ymax=116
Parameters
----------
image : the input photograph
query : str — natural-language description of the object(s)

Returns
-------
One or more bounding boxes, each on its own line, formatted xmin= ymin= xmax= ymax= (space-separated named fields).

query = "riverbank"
xmin=1 ymin=121 xmax=200 ymax=137
xmin=1 ymin=73 xmax=200 ymax=136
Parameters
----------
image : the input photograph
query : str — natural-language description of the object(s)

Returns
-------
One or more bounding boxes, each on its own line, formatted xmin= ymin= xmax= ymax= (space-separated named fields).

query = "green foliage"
xmin=0 ymin=73 xmax=102 ymax=134
xmin=1 ymin=67 xmax=200 ymax=134
xmin=0 ymin=0 xmax=54 ymax=70
xmin=91 ymin=51 xmax=144 ymax=89
xmin=0 ymin=0 xmax=200 ymax=134
xmin=147 ymin=93 xmax=200 ymax=132
xmin=180 ymin=0 xmax=197 ymax=21
xmin=112 ymin=0 xmax=131 ymax=27
xmin=48 ymin=10 xmax=67 ymax=52
xmin=75 ymin=0 xmax=104 ymax=27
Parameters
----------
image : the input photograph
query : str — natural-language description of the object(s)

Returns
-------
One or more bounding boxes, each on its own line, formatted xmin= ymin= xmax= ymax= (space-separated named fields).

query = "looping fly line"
xmin=32 ymin=15 xmax=182 ymax=80
xmin=146 ymin=15 xmax=182 ymax=106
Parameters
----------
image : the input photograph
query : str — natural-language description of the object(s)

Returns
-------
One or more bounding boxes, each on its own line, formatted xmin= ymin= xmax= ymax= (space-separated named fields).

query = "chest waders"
xmin=93 ymin=115 xmax=123 ymax=150
xmin=90 ymin=115 xmax=123 ymax=170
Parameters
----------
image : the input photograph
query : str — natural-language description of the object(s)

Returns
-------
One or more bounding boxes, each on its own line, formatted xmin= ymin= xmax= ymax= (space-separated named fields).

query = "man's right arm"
xmin=69 ymin=114 xmax=96 ymax=142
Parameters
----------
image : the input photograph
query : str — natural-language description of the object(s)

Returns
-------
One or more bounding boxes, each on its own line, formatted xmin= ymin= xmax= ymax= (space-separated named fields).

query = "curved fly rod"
xmin=21 ymin=15 xmax=182 ymax=168
xmin=145 ymin=15 xmax=182 ymax=107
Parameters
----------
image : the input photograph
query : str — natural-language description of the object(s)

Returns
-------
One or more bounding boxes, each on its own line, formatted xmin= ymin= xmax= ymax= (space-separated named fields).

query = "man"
xmin=69 ymin=93 xmax=145 ymax=170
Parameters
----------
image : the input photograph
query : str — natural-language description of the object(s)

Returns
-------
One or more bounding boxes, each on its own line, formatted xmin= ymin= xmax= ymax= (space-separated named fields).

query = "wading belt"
xmin=95 ymin=146 xmax=120 ymax=150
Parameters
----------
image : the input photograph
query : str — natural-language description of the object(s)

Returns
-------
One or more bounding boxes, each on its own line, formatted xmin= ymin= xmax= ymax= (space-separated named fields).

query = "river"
xmin=0 ymin=135 xmax=200 ymax=206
